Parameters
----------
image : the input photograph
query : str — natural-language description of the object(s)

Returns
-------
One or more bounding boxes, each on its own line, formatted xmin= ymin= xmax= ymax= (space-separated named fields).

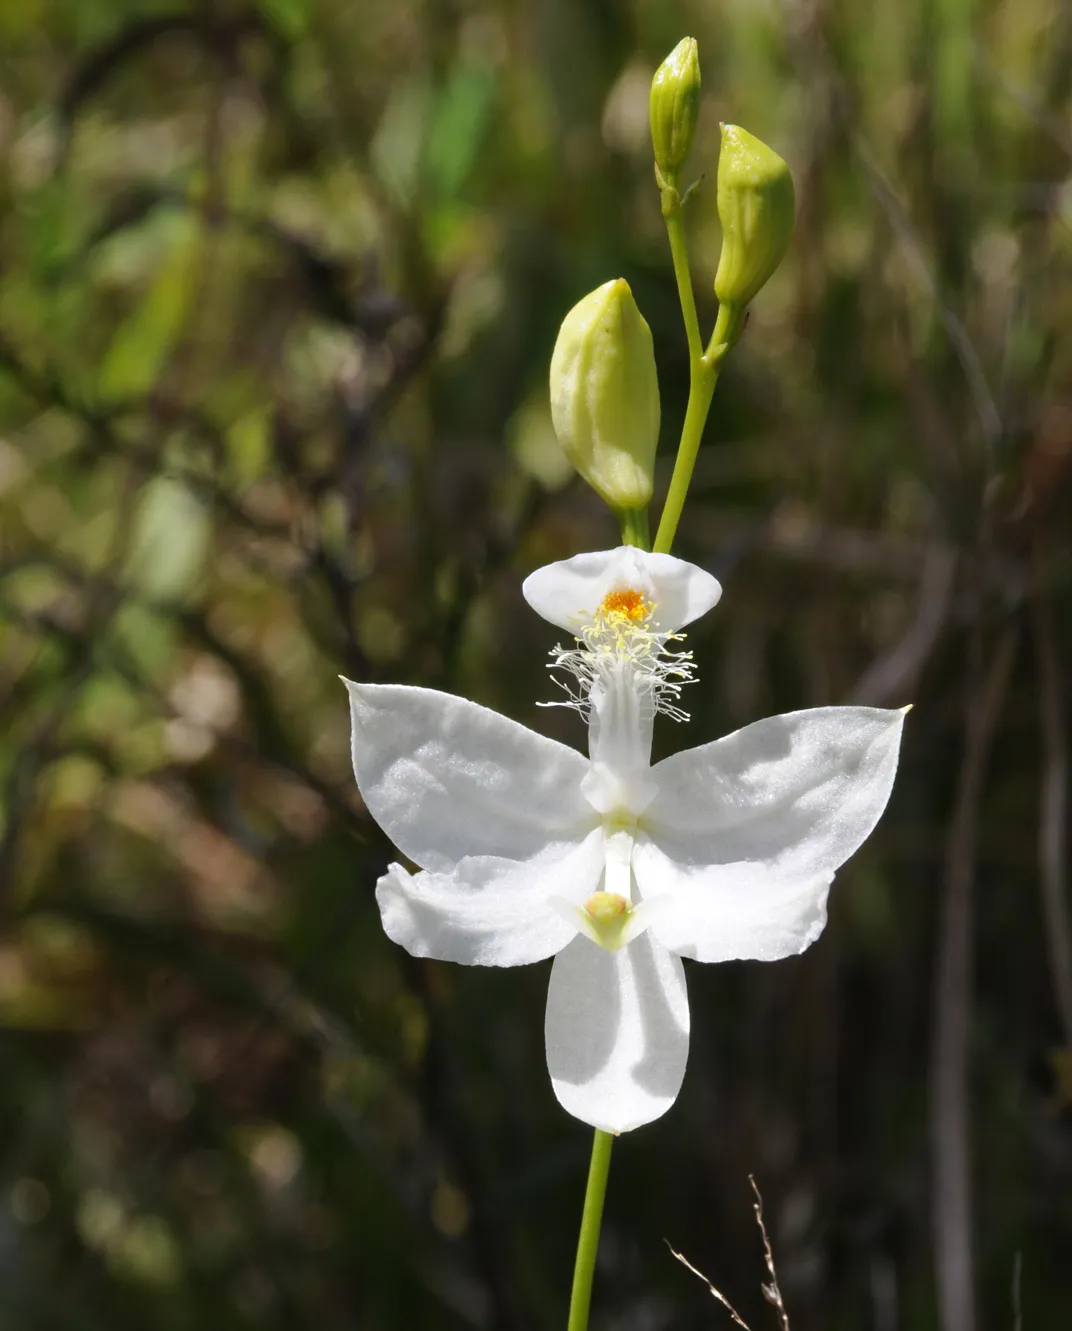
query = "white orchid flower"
xmin=344 ymin=546 xmax=906 ymax=1135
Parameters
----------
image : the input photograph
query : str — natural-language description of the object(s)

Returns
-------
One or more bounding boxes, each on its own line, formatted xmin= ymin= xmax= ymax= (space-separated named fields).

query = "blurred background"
xmin=1 ymin=0 xmax=1071 ymax=1328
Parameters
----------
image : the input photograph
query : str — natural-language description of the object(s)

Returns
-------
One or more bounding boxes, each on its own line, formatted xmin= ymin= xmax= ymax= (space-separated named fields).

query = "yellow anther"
xmin=550 ymin=581 xmax=694 ymax=722
xmin=598 ymin=588 xmax=651 ymax=623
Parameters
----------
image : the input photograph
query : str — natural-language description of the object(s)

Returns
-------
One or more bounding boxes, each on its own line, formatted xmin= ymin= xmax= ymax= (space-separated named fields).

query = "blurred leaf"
xmin=227 ymin=405 xmax=271 ymax=486
xmin=97 ymin=215 xmax=200 ymax=403
xmin=0 ymin=0 xmax=44 ymax=34
xmin=22 ymin=180 xmax=81 ymax=278
xmin=123 ymin=475 xmax=210 ymax=601
xmin=257 ymin=0 xmax=308 ymax=40
xmin=424 ymin=59 xmax=498 ymax=199
xmin=2 ymin=4 xmax=1072 ymax=1326
xmin=508 ymin=392 xmax=573 ymax=490
xmin=371 ymin=74 xmax=431 ymax=206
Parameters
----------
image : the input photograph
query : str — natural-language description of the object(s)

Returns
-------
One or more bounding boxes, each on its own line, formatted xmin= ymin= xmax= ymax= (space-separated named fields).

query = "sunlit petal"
xmin=635 ymin=840 xmax=832 ymax=961
xmin=523 ymin=546 xmax=721 ymax=634
xmin=544 ymin=930 xmax=689 ymax=1132
xmin=346 ymin=681 xmax=597 ymax=873
xmin=637 ymin=706 xmax=906 ymax=961
xmin=377 ymin=829 xmax=605 ymax=967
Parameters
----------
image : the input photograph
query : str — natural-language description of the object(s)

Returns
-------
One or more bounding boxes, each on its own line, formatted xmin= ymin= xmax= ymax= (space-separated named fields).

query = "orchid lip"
xmin=548 ymin=892 xmax=669 ymax=954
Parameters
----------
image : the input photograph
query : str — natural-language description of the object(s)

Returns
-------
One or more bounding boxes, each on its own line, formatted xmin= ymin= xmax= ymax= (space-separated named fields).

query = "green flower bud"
xmin=713 ymin=124 xmax=795 ymax=312
xmin=650 ymin=37 xmax=701 ymax=179
xmin=549 ymin=278 xmax=659 ymax=514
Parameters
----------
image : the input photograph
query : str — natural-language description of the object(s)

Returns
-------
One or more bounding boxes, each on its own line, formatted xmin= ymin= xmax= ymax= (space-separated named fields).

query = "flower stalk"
xmin=619 ymin=504 xmax=650 ymax=551
xmin=567 ymin=1129 xmax=615 ymax=1331
xmin=653 ymin=299 xmax=737 ymax=555
xmin=653 ymin=137 xmax=758 ymax=555
xmin=652 ymin=128 xmax=729 ymax=556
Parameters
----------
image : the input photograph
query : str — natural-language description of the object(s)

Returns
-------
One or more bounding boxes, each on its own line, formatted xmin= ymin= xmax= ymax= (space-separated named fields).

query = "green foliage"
xmin=1 ymin=1 xmax=1071 ymax=1329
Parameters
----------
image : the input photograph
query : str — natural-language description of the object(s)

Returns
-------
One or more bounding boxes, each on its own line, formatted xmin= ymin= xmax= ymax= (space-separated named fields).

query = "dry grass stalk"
xmin=666 ymin=1241 xmax=753 ymax=1329
xmin=749 ymin=1175 xmax=790 ymax=1331
xmin=668 ymin=1176 xmax=791 ymax=1329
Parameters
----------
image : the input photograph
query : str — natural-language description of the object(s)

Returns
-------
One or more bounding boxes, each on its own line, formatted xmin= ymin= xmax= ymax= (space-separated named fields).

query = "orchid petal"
xmin=635 ymin=840 xmax=833 ymax=961
xmin=544 ymin=931 xmax=689 ymax=1132
xmin=376 ymin=829 xmax=604 ymax=967
xmin=523 ymin=546 xmax=721 ymax=634
xmin=346 ymin=681 xmax=597 ymax=873
xmin=636 ymin=706 xmax=907 ymax=961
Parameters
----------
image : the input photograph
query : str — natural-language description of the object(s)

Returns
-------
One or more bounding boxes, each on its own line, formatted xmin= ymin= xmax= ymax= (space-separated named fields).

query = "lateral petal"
xmin=544 ymin=931 xmax=690 ymax=1133
xmin=635 ymin=839 xmax=833 ymax=961
xmin=522 ymin=546 xmax=721 ymax=635
xmin=376 ymin=829 xmax=604 ymax=967
xmin=346 ymin=681 xmax=596 ymax=873
xmin=638 ymin=706 xmax=907 ymax=962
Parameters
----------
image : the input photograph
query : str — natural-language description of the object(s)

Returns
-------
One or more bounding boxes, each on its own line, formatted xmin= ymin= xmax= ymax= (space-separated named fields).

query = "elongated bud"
xmin=713 ymin=124 xmax=795 ymax=313
xmin=550 ymin=278 xmax=659 ymax=514
xmin=650 ymin=37 xmax=701 ymax=179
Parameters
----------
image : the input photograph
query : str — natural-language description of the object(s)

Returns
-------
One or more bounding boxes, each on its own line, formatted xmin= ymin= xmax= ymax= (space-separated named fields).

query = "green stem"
xmin=653 ymin=300 xmax=738 ymax=555
xmin=567 ymin=1129 xmax=615 ymax=1331
xmin=619 ymin=505 xmax=651 ymax=551
xmin=654 ymin=171 xmax=748 ymax=556
xmin=653 ymin=359 xmax=716 ymax=555
xmin=662 ymin=186 xmax=703 ymax=366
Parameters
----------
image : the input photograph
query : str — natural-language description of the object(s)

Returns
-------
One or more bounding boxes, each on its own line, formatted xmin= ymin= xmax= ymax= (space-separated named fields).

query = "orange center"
xmin=599 ymin=588 xmax=651 ymax=622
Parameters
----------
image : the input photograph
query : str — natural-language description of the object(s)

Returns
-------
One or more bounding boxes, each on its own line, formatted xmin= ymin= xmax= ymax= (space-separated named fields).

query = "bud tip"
xmin=650 ymin=36 xmax=702 ymax=178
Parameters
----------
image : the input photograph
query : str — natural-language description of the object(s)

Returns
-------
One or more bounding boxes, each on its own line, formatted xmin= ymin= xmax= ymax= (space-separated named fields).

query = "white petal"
xmin=636 ymin=706 xmax=907 ymax=962
xmin=377 ymin=829 xmax=605 ymax=967
xmin=544 ymin=931 xmax=690 ymax=1132
xmin=635 ymin=840 xmax=833 ymax=961
xmin=522 ymin=546 xmax=721 ymax=634
xmin=346 ymin=681 xmax=597 ymax=872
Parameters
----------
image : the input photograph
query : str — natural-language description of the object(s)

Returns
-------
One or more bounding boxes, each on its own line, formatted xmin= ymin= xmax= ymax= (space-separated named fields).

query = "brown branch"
xmin=55 ymin=11 xmax=267 ymax=169
xmin=852 ymin=133 xmax=1002 ymax=449
xmin=931 ymin=624 xmax=1018 ymax=1331
xmin=851 ymin=545 xmax=958 ymax=706
xmin=760 ymin=507 xmax=955 ymax=582
xmin=0 ymin=457 xmax=146 ymax=903
xmin=1032 ymin=553 xmax=1072 ymax=1046
xmin=1011 ymin=1251 xmax=1023 ymax=1331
